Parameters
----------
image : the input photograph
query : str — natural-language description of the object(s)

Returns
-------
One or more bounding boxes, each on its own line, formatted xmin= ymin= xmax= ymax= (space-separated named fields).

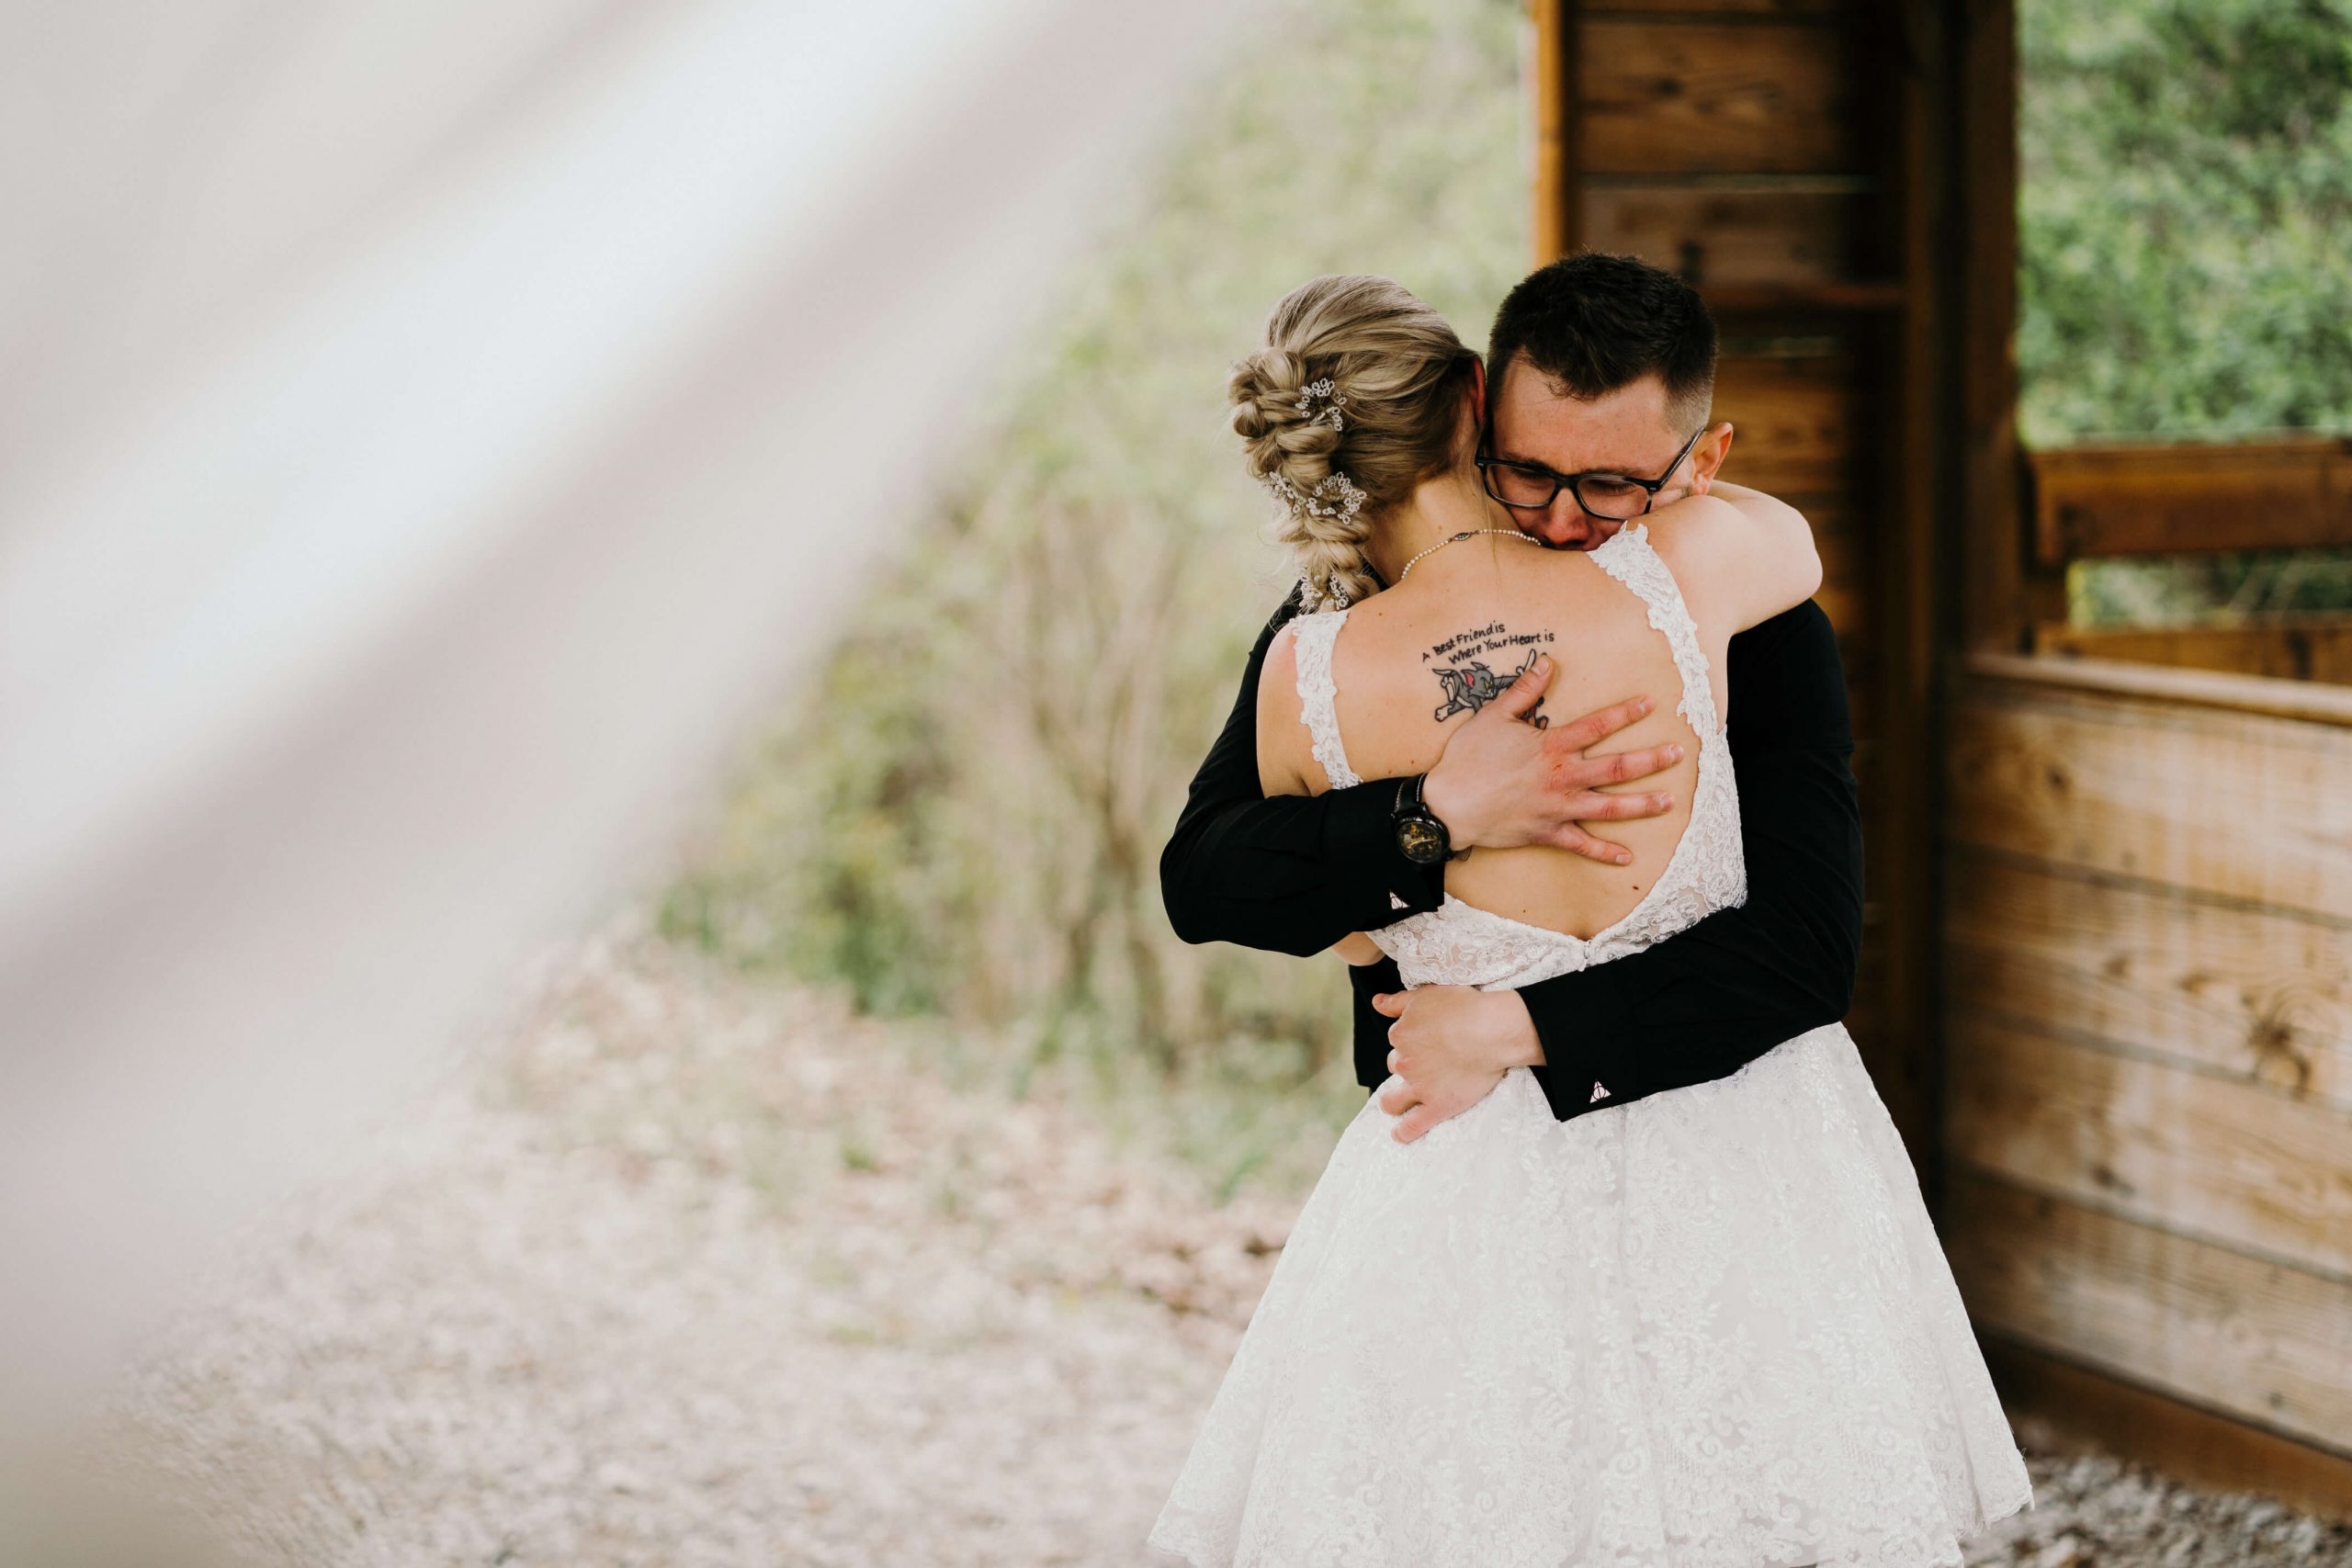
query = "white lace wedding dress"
xmin=1148 ymin=526 xmax=2031 ymax=1568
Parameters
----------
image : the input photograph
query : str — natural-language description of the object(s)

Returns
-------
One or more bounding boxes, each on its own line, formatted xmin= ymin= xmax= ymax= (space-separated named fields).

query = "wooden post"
xmin=1529 ymin=0 xmax=1575 ymax=265
xmin=1877 ymin=0 xmax=1953 ymax=1198
xmin=1955 ymin=0 xmax=2033 ymax=651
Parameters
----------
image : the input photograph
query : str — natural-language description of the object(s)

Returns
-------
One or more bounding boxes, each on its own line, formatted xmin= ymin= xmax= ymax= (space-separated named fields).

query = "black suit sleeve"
xmin=1159 ymin=592 xmax=1446 ymax=956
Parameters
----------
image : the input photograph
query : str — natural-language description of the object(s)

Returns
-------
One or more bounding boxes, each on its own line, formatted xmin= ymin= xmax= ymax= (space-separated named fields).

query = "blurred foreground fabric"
xmin=0 ymin=0 xmax=1243 ymax=1495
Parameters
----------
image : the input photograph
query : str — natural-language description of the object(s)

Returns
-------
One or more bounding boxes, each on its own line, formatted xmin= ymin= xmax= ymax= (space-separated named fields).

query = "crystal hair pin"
xmin=1295 ymin=570 xmax=1354 ymax=612
xmin=1263 ymin=467 xmax=1368 ymax=614
xmin=1296 ymin=378 xmax=1346 ymax=432
xmin=1262 ymin=468 xmax=1367 ymax=528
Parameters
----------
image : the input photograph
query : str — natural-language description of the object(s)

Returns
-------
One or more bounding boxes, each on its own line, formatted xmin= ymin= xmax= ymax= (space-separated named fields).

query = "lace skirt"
xmin=1148 ymin=1023 xmax=2032 ymax=1568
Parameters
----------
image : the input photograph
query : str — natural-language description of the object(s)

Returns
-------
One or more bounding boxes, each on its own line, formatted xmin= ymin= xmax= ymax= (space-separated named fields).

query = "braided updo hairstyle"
xmin=1228 ymin=275 xmax=1481 ymax=610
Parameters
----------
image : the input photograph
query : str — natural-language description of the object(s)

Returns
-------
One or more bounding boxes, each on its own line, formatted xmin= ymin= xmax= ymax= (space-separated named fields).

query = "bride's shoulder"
xmin=1631 ymin=492 xmax=1744 ymax=569
xmin=1258 ymin=615 xmax=1306 ymax=705
xmin=1253 ymin=615 xmax=1314 ymax=794
xmin=1638 ymin=488 xmax=1821 ymax=635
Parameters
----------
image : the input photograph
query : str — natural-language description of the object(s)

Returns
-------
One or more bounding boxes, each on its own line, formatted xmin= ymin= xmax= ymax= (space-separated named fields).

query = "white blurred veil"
xmin=0 ymin=0 xmax=1246 ymax=1477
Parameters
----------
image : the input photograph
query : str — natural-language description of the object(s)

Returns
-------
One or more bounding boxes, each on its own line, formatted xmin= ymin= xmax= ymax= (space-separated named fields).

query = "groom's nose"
xmin=1523 ymin=497 xmax=1606 ymax=551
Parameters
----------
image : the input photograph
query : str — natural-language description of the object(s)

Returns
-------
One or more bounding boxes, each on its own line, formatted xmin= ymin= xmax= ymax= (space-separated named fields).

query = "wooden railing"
xmin=1945 ymin=438 xmax=2352 ymax=1507
xmin=2032 ymin=434 xmax=2352 ymax=561
xmin=2021 ymin=435 xmax=2352 ymax=682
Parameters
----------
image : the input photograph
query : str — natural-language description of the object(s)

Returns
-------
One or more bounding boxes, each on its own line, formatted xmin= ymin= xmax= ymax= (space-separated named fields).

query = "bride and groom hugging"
xmin=1146 ymin=254 xmax=2032 ymax=1567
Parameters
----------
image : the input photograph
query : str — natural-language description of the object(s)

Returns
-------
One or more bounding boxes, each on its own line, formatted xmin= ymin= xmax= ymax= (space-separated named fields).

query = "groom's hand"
xmin=1371 ymin=987 xmax=1544 ymax=1143
xmin=1421 ymin=655 xmax=1679 ymax=866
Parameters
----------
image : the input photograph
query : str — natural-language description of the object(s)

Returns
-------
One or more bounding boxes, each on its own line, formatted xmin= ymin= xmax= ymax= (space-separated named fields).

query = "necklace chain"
xmin=1395 ymin=527 xmax=1541 ymax=582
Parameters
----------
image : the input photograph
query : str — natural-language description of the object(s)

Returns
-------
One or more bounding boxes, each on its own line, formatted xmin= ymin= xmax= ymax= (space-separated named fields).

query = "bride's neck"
xmin=1365 ymin=472 xmax=1505 ymax=587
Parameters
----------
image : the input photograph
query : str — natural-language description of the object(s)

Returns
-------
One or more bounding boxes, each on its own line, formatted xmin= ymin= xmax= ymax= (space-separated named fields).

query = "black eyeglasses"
xmin=1475 ymin=424 xmax=1705 ymax=522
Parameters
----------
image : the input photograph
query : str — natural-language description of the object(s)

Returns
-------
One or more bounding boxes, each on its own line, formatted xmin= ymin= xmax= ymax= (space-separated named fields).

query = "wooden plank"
xmin=1979 ymin=1337 xmax=2352 ymax=1521
xmin=1713 ymin=352 xmax=1859 ymax=496
xmin=1701 ymin=281 xmax=1906 ymax=313
xmin=1946 ymin=853 xmax=2352 ymax=1108
xmin=1579 ymin=186 xmax=1864 ymax=287
xmin=1577 ymin=21 xmax=1858 ymax=175
xmin=1947 ymin=1172 xmax=2352 ymax=1452
xmin=1968 ymin=649 xmax=2352 ymax=727
xmin=1943 ymin=1016 xmax=2352 ymax=1278
xmin=1589 ymin=1 xmax=1851 ymax=14
xmin=1531 ymin=0 xmax=1574 ymax=263
xmin=2034 ymin=617 xmax=2352 ymax=685
xmin=1945 ymin=676 xmax=2352 ymax=919
xmin=2030 ymin=437 xmax=2352 ymax=563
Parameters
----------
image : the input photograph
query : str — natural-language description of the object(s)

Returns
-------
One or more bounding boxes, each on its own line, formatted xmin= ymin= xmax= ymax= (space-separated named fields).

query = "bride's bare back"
xmin=1259 ymin=487 xmax=1812 ymax=943
xmin=1271 ymin=536 xmax=1715 ymax=938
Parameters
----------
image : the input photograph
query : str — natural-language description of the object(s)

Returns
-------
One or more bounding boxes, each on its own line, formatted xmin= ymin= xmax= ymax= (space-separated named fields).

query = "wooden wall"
xmin=1530 ymin=0 xmax=1944 ymax=1156
xmin=1939 ymin=655 xmax=2352 ymax=1505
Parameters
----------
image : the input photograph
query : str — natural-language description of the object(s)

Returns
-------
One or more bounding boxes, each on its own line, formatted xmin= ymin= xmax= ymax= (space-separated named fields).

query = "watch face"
xmin=1396 ymin=815 xmax=1449 ymax=865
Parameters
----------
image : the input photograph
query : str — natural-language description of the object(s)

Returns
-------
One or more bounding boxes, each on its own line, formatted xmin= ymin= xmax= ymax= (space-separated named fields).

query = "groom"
xmin=1160 ymin=252 xmax=1863 ymax=1141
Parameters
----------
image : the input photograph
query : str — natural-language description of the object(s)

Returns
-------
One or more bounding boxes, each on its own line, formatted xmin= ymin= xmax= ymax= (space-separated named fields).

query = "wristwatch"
xmin=1393 ymin=773 xmax=1464 ymax=865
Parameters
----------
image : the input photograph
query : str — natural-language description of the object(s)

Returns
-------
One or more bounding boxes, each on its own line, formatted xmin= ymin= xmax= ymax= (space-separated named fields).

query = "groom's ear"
xmin=1688 ymin=421 xmax=1735 ymax=495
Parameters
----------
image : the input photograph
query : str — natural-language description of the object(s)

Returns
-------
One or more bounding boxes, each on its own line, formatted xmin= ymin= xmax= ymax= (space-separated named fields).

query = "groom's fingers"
xmin=1392 ymin=1106 xmax=1438 ymax=1144
xmin=1570 ymin=743 xmax=1683 ymax=795
xmin=1488 ymin=652 xmax=1555 ymax=720
xmin=1577 ymin=785 xmax=1677 ymax=818
xmin=1545 ymin=693 xmax=1653 ymax=753
xmin=1554 ymin=825 xmax=1634 ymax=864
xmin=1378 ymin=1078 xmax=1419 ymax=1116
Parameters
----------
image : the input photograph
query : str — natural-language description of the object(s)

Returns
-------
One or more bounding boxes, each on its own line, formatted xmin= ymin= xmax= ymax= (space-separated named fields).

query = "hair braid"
xmin=1228 ymin=276 xmax=1477 ymax=610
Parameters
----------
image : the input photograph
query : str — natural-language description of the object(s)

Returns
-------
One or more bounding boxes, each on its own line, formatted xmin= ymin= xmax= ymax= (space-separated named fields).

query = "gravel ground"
xmin=80 ymin=928 xmax=2352 ymax=1567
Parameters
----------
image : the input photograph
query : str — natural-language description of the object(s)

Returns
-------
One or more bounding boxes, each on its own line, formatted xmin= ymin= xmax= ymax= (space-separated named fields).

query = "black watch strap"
xmin=1393 ymin=773 xmax=1464 ymax=865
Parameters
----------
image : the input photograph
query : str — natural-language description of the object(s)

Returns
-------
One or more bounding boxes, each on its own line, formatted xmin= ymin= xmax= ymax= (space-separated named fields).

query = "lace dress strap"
xmin=1288 ymin=608 xmax=1363 ymax=789
xmin=1590 ymin=524 xmax=1721 ymax=741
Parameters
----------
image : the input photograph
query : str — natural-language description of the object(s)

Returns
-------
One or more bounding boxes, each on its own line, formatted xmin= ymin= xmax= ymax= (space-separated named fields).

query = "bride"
xmin=1148 ymin=274 xmax=2030 ymax=1568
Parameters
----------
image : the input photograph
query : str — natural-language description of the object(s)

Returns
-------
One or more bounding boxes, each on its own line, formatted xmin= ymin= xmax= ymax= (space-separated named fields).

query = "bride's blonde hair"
xmin=1228 ymin=275 xmax=1480 ymax=609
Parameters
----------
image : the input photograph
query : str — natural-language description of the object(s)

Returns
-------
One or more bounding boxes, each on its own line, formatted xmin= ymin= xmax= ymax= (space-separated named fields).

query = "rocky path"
xmin=86 ymin=930 xmax=2352 ymax=1566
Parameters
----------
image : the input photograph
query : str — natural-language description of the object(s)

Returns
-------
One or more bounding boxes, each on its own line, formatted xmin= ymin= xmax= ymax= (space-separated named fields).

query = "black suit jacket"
xmin=1159 ymin=590 xmax=1864 ymax=1119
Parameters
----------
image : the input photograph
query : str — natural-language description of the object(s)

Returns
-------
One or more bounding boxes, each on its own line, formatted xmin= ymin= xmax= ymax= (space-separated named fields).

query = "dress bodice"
xmin=1289 ymin=524 xmax=1746 ymax=992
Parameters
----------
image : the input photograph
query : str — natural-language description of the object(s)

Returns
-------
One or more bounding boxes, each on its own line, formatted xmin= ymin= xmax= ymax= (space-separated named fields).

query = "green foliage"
xmin=2019 ymin=0 xmax=2352 ymax=622
xmin=665 ymin=0 xmax=1527 ymax=1140
xmin=2019 ymin=0 xmax=2352 ymax=444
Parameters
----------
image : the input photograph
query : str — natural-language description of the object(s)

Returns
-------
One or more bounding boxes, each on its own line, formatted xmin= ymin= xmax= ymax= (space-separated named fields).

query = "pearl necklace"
xmin=1395 ymin=526 xmax=1541 ymax=582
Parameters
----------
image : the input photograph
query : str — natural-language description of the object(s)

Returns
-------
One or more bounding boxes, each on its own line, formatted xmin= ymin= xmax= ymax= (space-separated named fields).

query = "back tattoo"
xmin=1424 ymin=622 xmax=1555 ymax=728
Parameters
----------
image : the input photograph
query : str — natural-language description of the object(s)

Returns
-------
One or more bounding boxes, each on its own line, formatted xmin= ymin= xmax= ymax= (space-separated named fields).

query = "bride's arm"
xmin=1260 ymin=628 xmax=1385 ymax=966
xmin=1646 ymin=479 xmax=1822 ymax=633
xmin=1253 ymin=622 xmax=1319 ymax=798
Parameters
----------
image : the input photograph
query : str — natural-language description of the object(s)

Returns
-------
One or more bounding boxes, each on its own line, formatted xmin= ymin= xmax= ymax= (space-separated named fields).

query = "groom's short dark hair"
xmin=1487 ymin=253 xmax=1717 ymax=434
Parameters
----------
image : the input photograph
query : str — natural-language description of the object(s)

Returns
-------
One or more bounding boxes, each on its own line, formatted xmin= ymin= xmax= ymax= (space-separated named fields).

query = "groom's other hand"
xmin=1371 ymin=987 xmax=1544 ymax=1143
xmin=1420 ymin=655 xmax=1679 ymax=866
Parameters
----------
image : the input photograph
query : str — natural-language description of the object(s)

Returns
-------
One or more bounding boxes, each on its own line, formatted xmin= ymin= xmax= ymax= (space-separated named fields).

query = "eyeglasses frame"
xmin=1474 ymin=423 xmax=1708 ymax=523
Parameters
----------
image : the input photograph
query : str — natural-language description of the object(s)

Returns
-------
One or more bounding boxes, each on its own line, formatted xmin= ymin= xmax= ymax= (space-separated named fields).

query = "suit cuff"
xmin=1324 ymin=775 xmax=1446 ymax=923
xmin=1522 ymin=963 xmax=1637 ymax=1120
